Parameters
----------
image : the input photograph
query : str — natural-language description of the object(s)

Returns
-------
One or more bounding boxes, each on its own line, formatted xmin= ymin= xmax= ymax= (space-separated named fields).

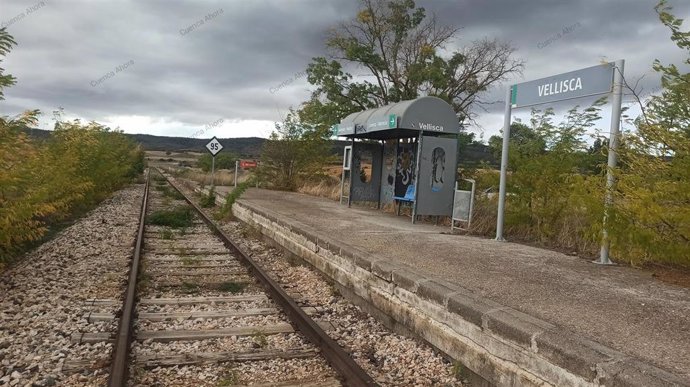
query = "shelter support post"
xmin=377 ymin=140 xmax=383 ymax=210
xmin=496 ymin=87 xmax=512 ymax=241
xmin=411 ymin=133 xmax=423 ymax=224
xmin=339 ymin=170 xmax=346 ymax=205
xmin=348 ymin=138 xmax=354 ymax=208
xmin=597 ymin=59 xmax=625 ymax=265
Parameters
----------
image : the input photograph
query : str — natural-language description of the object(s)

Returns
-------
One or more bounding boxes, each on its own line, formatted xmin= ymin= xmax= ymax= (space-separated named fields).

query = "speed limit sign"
xmin=205 ymin=137 xmax=223 ymax=156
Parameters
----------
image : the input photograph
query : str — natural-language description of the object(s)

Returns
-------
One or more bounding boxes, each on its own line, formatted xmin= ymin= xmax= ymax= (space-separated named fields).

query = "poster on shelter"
xmin=430 ymin=147 xmax=446 ymax=192
xmin=395 ymin=141 xmax=416 ymax=198
xmin=417 ymin=136 xmax=457 ymax=216
xmin=380 ymin=140 xmax=396 ymax=204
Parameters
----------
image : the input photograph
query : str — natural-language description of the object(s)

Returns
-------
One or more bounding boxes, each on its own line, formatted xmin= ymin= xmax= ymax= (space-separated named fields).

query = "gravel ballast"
xmin=124 ymin=180 xmax=339 ymax=386
xmin=0 ymin=184 xmax=144 ymax=386
xmin=220 ymin=221 xmax=464 ymax=386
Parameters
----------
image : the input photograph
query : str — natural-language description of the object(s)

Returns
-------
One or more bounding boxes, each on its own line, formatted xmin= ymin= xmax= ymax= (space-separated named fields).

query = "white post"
xmin=451 ymin=181 xmax=458 ymax=232
xmin=496 ymin=87 xmax=513 ymax=241
xmin=234 ymin=160 xmax=239 ymax=188
xmin=467 ymin=178 xmax=476 ymax=230
xmin=597 ymin=59 xmax=625 ymax=265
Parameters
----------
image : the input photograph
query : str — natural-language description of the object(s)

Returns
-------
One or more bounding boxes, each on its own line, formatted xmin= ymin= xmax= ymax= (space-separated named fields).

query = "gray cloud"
xmin=1 ymin=0 xmax=688 ymax=138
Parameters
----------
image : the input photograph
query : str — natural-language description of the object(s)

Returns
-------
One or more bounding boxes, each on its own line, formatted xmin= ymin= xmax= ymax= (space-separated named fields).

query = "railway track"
xmin=66 ymin=171 xmax=376 ymax=386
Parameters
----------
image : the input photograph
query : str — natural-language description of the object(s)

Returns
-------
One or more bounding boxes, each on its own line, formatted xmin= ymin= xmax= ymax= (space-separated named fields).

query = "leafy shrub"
xmin=219 ymin=179 xmax=253 ymax=219
xmin=198 ymin=152 xmax=238 ymax=172
xmin=218 ymin=281 xmax=245 ymax=293
xmin=159 ymin=228 xmax=173 ymax=240
xmin=147 ymin=206 xmax=194 ymax=228
xmin=199 ymin=186 xmax=217 ymax=208
xmin=0 ymin=117 xmax=145 ymax=266
xmin=161 ymin=185 xmax=185 ymax=200
xmin=257 ymin=111 xmax=331 ymax=190
xmin=0 ymin=28 xmax=146 ymax=267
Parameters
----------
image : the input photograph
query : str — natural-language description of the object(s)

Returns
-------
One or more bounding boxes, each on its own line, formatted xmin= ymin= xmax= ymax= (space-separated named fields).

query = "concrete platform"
xmin=233 ymin=188 xmax=690 ymax=386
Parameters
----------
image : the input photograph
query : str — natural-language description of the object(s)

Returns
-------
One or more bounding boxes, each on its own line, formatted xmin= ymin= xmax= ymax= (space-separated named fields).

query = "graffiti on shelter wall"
xmin=380 ymin=140 xmax=396 ymax=204
xmin=430 ymin=147 xmax=445 ymax=192
xmin=395 ymin=142 xmax=416 ymax=197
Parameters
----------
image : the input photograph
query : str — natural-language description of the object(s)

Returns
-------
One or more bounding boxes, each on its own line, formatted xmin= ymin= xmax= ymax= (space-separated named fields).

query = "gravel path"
xmin=0 ymin=184 xmax=144 ymax=387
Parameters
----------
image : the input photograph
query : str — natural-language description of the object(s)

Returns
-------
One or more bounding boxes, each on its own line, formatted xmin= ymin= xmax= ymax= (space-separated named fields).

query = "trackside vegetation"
xmin=0 ymin=28 xmax=145 ymax=268
xmin=147 ymin=206 xmax=194 ymax=228
xmin=287 ymin=0 xmax=689 ymax=268
xmin=469 ymin=1 xmax=690 ymax=267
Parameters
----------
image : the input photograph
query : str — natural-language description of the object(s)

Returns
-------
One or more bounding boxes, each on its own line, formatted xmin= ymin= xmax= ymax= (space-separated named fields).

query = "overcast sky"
xmin=1 ymin=0 xmax=688 ymax=141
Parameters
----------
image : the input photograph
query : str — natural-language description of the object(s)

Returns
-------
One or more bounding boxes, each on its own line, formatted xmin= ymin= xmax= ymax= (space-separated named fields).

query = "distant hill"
xmin=129 ymin=133 xmax=265 ymax=157
xmin=22 ymin=128 xmax=266 ymax=157
xmin=22 ymin=128 xmax=496 ymax=166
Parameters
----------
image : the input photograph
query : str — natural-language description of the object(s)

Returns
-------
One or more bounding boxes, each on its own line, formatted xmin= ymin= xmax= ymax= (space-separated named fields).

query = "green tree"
xmin=257 ymin=111 xmax=331 ymax=190
xmin=302 ymin=0 xmax=523 ymax=130
xmin=0 ymin=27 xmax=17 ymax=100
xmin=198 ymin=152 xmax=238 ymax=172
xmin=488 ymin=122 xmax=547 ymax=162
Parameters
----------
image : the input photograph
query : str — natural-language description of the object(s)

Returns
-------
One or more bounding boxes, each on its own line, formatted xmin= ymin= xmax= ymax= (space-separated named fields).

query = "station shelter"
xmin=333 ymin=96 xmax=459 ymax=223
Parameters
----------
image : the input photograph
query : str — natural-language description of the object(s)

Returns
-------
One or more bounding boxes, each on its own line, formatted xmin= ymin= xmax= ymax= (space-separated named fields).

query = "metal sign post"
xmin=211 ymin=156 xmax=215 ymax=186
xmin=496 ymin=61 xmax=622 ymax=256
xmin=596 ymin=59 xmax=625 ymax=265
xmin=496 ymin=87 xmax=513 ymax=241
xmin=205 ymin=136 xmax=223 ymax=187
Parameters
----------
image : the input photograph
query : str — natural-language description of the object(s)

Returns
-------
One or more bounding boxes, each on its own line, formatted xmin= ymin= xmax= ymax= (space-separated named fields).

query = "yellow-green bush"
xmin=1 ymin=27 xmax=146 ymax=267
xmin=0 ymin=117 xmax=144 ymax=267
xmin=479 ymin=102 xmax=608 ymax=255
xmin=467 ymin=2 xmax=690 ymax=267
xmin=606 ymin=2 xmax=690 ymax=265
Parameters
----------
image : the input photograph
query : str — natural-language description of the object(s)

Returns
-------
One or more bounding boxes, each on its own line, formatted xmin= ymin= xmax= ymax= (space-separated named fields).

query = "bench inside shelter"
xmin=393 ymin=184 xmax=416 ymax=216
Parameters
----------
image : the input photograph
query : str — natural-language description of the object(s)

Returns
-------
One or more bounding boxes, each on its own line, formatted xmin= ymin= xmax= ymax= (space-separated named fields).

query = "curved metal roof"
xmin=335 ymin=96 xmax=460 ymax=138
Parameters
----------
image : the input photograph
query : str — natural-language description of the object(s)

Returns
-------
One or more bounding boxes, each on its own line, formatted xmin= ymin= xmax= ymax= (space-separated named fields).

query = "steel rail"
xmin=162 ymin=172 xmax=377 ymax=387
xmin=108 ymin=171 xmax=150 ymax=387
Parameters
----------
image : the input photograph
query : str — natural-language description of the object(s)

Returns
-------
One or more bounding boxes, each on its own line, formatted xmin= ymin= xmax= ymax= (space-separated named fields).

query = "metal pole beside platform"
xmin=597 ymin=59 xmax=625 ymax=265
xmin=496 ymin=87 xmax=513 ymax=241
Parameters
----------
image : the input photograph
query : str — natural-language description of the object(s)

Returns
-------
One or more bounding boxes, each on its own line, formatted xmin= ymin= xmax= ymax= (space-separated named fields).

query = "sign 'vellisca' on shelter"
xmin=511 ymin=62 xmax=615 ymax=108
xmin=205 ymin=136 xmax=223 ymax=156
xmin=336 ymin=96 xmax=460 ymax=138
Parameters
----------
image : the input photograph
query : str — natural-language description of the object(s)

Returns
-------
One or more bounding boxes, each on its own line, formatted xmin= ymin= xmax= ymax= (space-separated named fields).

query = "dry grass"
xmin=179 ymin=169 xmax=254 ymax=187
xmin=466 ymin=198 xmax=497 ymax=236
xmin=298 ymin=178 xmax=341 ymax=201
xmin=184 ymin=169 xmax=235 ymax=186
xmin=145 ymin=150 xmax=202 ymax=161
xmin=465 ymin=197 xmax=601 ymax=257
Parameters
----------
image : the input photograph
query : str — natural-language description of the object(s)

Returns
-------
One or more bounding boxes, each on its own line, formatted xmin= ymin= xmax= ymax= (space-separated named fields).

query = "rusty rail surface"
xmin=162 ymin=172 xmax=377 ymax=387
xmin=108 ymin=172 xmax=150 ymax=387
